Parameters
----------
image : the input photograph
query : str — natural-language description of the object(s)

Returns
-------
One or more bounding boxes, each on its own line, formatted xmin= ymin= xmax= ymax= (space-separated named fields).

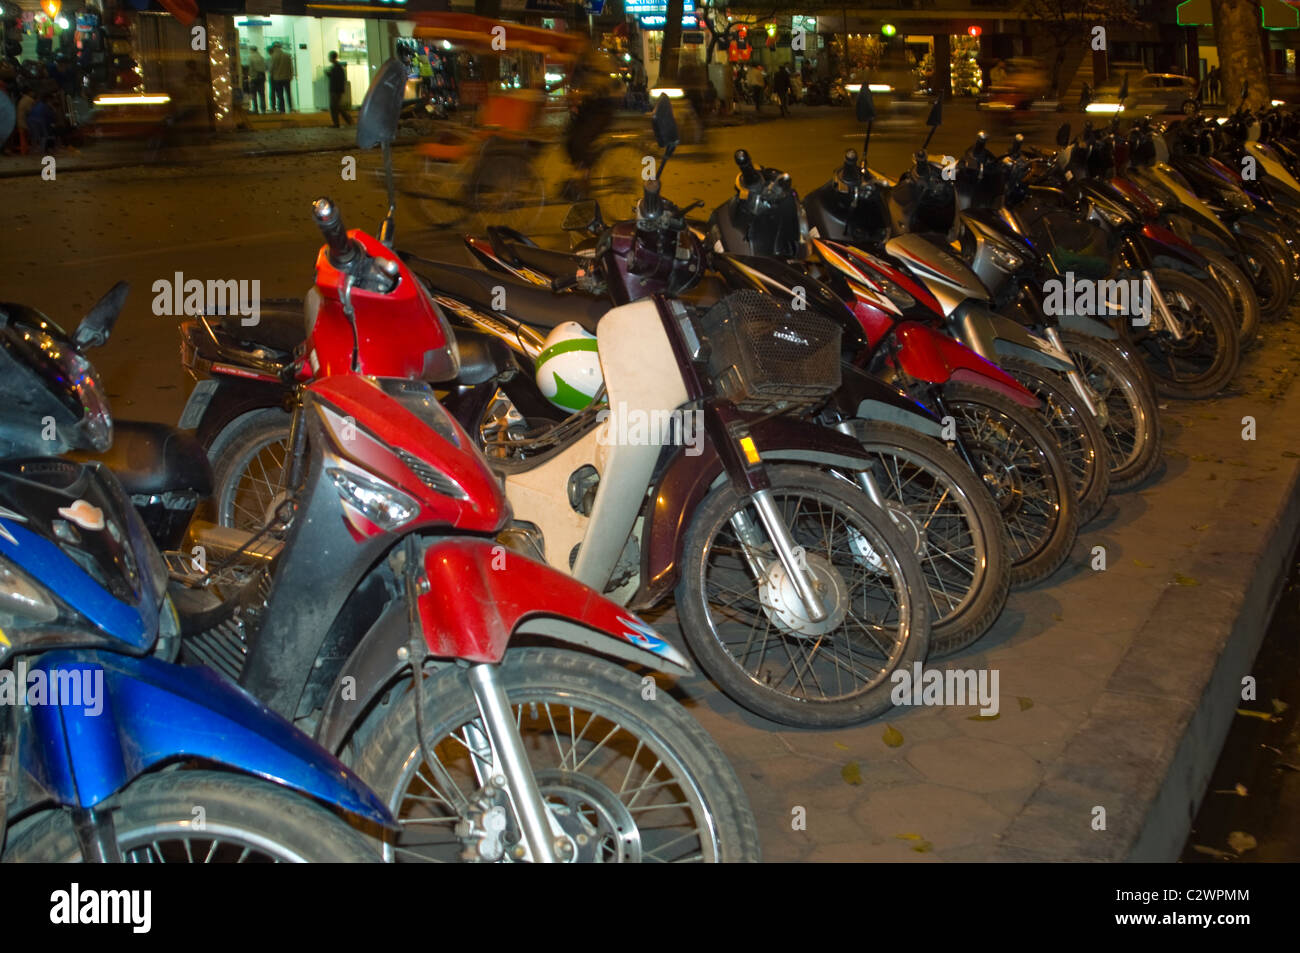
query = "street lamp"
xmin=881 ymin=23 xmax=897 ymax=37
xmin=968 ymin=25 xmax=981 ymax=37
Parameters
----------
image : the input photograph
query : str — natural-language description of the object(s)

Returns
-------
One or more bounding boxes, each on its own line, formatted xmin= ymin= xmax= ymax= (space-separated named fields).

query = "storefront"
xmin=232 ymin=13 xmax=382 ymax=112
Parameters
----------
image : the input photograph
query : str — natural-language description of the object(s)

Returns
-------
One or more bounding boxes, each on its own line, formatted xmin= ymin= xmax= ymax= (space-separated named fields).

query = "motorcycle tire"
xmin=354 ymin=647 xmax=762 ymax=863
xmin=1202 ymin=247 xmax=1262 ymax=346
xmin=940 ymin=382 xmax=1079 ymax=589
xmin=1126 ymin=268 xmax=1240 ymax=400
xmin=847 ymin=421 xmax=1011 ymax=658
xmin=3 ymin=770 xmax=379 ymax=863
xmin=1059 ymin=331 xmax=1163 ymax=490
xmin=675 ymin=465 xmax=930 ymax=728
xmin=1235 ymin=224 xmax=1294 ymax=322
xmin=998 ymin=357 xmax=1111 ymax=526
xmin=208 ymin=407 xmax=293 ymax=532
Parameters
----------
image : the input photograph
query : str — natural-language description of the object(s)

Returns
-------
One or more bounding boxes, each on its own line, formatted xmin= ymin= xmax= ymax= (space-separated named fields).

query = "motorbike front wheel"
xmin=1059 ymin=331 xmax=1163 ymax=490
xmin=940 ymin=382 xmax=1079 ymax=589
xmin=208 ymin=407 xmax=293 ymax=532
xmin=1127 ymin=268 xmax=1239 ymax=400
xmin=3 ymin=771 xmax=380 ymax=862
xmin=998 ymin=357 xmax=1111 ymax=525
xmin=354 ymin=648 xmax=761 ymax=863
xmin=1202 ymin=248 xmax=1261 ymax=347
xmin=675 ymin=465 xmax=930 ymax=728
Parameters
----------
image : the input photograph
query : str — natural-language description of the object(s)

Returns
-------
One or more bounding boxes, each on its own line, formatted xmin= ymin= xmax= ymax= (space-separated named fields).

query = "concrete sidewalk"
xmin=658 ymin=318 xmax=1300 ymax=863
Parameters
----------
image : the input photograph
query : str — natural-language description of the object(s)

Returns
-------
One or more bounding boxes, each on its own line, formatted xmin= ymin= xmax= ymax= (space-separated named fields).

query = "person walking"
xmin=773 ymin=63 xmax=791 ymax=117
xmin=749 ymin=64 xmax=766 ymax=113
xmin=269 ymin=41 xmax=294 ymax=114
xmin=326 ymin=51 xmax=351 ymax=127
xmin=1206 ymin=65 xmax=1221 ymax=105
xmin=248 ymin=46 xmax=267 ymax=114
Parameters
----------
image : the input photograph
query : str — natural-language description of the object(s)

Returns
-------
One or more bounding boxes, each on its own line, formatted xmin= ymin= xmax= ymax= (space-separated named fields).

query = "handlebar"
xmin=735 ymin=149 xmax=762 ymax=189
xmin=312 ymin=196 xmax=357 ymax=268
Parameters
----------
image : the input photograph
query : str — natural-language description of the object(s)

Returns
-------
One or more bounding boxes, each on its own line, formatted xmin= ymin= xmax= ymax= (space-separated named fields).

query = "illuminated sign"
xmin=625 ymin=0 xmax=697 ymax=28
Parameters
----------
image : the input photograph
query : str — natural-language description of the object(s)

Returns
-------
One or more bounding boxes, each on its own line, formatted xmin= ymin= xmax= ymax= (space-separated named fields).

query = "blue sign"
xmin=625 ymin=0 xmax=697 ymax=28
xmin=582 ymin=0 xmax=605 ymax=12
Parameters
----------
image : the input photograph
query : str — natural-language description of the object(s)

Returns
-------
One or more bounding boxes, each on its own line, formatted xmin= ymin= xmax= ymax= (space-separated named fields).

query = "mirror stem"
xmin=381 ymin=142 xmax=397 ymax=246
xmin=862 ymin=121 xmax=873 ymax=160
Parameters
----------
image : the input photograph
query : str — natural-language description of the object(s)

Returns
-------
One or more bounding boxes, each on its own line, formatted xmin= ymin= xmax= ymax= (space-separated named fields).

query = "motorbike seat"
xmin=402 ymin=256 xmax=608 ymax=334
xmin=501 ymin=241 xmax=591 ymax=281
xmin=72 ymin=420 xmax=213 ymax=499
xmin=214 ymin=303 xmax=303 ymax=356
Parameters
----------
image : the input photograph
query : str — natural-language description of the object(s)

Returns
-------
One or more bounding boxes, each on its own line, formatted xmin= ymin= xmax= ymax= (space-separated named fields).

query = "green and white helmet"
xmin=535 ymin=321 xmax=602 ymax=412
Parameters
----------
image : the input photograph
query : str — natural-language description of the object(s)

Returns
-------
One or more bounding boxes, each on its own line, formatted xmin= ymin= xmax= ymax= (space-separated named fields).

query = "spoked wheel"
xmin=1202 ymin=248 xmax=1261 ymax=347
xmin=848 ymin=421 xmax=1010 ymax=657
xmin=1060 ymin=331 xmax=1162 ymax=490
xmin=401 ymin=155 xmax=469 ymax=229
xmin=941 ymin=383 xmax=1078 ymax=589
xmin=676 ymin=465 xmax=930 ymax=728
xmin=999 ymin=357 xmax=1110 ymax=525
xmin=209 ymin=408 xmax=293 ymax=531
xmin=1236 ymin=227 xmax=1293 ymax=322
xmin=1126 ymin=268 xmax=1239 ymax=400
xmin=2 ymin=772 xmax=379 ymax=863
xmin=467 ymin=151 xmax=545 ymax=235
xmin=355 ymin=648 xmax=761 ymax=863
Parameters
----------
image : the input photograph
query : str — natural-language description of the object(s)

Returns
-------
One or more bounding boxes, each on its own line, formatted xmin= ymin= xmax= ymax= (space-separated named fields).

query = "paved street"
xmin=3 ymin=103 xmax=1297 ymax=862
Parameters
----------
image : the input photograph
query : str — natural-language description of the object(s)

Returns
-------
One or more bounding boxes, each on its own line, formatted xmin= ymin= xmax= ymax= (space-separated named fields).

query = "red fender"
xmin=416 ymin=539 xmax=691 ymax=674
xmin=892 ymin=321 xmax=1041 ymax=408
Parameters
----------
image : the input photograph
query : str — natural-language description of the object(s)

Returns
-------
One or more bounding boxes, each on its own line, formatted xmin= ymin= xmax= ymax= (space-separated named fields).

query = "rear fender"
xmin=25 ymin=650 xmax=393 ymax=826
xmin=634 ymin=416 xmax=880 ymax=609
xmin=181 ymin=377 xmax=292 ymax=450
xmin=414 ymin=538 xmax=691 ymax=675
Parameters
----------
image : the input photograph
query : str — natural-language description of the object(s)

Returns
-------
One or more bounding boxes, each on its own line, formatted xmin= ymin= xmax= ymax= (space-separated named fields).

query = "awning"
xmin=1177 ymin=0 xmax=1299 ymax=30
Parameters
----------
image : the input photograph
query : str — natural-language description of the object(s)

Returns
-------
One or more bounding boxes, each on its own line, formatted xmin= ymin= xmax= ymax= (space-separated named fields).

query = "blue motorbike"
xmin=0 ymin=284 xmax=392 ymax=862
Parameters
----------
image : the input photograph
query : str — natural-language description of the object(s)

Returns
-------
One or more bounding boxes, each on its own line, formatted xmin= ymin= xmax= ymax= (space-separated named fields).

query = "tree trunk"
xmin=1210 ymin=0 xmax=1271 ymax=109
xmin=659 ymin=0 xmax=684 ymax=84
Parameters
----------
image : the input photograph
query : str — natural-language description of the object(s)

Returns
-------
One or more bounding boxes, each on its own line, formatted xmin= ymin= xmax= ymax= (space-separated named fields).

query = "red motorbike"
xmin=170 ymin=57 xmax=760 ymax=863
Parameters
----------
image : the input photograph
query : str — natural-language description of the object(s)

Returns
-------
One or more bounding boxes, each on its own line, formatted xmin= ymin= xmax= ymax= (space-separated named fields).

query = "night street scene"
xmin=0 ymin=0 xmax=1297 ymax=917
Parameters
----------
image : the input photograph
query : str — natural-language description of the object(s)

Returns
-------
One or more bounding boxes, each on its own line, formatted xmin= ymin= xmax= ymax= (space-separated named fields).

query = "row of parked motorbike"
xmin=3 ymin=58 xmax=1297 ymax=863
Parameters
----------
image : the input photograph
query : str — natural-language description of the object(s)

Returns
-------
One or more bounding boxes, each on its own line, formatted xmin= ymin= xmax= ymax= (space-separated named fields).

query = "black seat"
xmin=401 ymin=254 xmax=609 ymax=334
xmin=74 ymin=421 xmax=213 ymax=498
xmin=215 ymin=300 xmax=304 ymax=355
xmin=502 ymin=242 xmax=591 ymax=281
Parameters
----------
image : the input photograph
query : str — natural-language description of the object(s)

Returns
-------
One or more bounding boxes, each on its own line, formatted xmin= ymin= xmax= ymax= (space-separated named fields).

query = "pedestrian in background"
xmin=1206 ymin=65 xmax=1221 ymax=104
xmin=326 ymin=51 xmax=351 ymax=128
xmin=269 ymin=42 xmax=294 ymax=114
xmin=773 ymin=64 xmax=791 ymax=116
xmin=749 ymin=64 xmax=766 ymax=113
xmin=248 ymin=46 xmax=267 ymax=114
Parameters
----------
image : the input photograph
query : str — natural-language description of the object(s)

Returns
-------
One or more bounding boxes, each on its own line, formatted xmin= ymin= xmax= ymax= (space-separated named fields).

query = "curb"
xmin=992 ymin=382 xmax=1300 ymax=862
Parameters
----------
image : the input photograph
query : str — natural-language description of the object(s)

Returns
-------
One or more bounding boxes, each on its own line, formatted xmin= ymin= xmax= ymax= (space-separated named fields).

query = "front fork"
xmin=730 ymin=491 xmax=829 ymax=623
xmin=1042 ymin=325 xmax=1104 ymax=422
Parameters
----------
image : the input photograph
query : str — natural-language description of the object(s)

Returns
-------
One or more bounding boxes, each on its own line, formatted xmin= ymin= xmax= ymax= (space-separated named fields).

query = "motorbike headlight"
xmin=0 ymin=556 xmax=59 ymax=626
xmin=327 ymin=467 xmax=419 ymax=530
xmin=986 ymin=242 xmax=1024 ymax=272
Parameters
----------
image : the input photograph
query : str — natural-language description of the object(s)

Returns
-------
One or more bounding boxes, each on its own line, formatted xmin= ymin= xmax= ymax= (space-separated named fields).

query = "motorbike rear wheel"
xmin=209 ymin=407 xmax=293 ymax=532
xmin=354 ymin=647 xmax=761 ymax=863
xmin=676 ymin=465 xmax=929 ymax=728
xmin=3 ymin=771 xmax=379 ymax=863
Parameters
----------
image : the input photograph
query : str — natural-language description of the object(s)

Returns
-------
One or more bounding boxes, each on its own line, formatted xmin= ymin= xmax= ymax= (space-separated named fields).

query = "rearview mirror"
xmin=1055 ymin=122 xmax=1071 ymax=147
xmin=562 ymin=201 xmax=604 ymax=234
xmin=652 ymin=94 xmax=680 ymax=150
xmin=356 ymin=57 xmax=410 ymax=149
xmin=73 ymin=281 xmax=129 ymax=351
xmin=855 ymin=84 xmax=876 ymax=123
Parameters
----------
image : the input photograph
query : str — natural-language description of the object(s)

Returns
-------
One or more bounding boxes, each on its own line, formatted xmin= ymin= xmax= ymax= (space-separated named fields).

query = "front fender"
xmin=1141 ymin=224 xmax=1210 ymax=277
xmin=26 ymin=650 xmax=393 ymax=826
xmin=956 ymin=304 xmax=1075 ymax=371
xmin=892 ymin=320 xmax=1041 ymax=408
xmin=415 ymin=538 xmax=691 ymax=675
xmin=634 ymin=416 xmax=880 ymax=609
xmin=1057 ymin=313 xmax=1119 ymax=340
xmin=828 ymin=362 xmax=943 ymax=438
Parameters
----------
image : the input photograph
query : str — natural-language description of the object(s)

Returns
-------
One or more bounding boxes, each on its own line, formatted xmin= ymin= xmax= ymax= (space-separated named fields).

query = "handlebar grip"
xmin=735 ymin=149 xmax=761 ymax=187
xmin=642 ymin=177 xmax=663 ymax=217
xmin=312 ymin=197 xmax=355 ymax=267
xmin=842 ymin=148 xmax=859 ymax=176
